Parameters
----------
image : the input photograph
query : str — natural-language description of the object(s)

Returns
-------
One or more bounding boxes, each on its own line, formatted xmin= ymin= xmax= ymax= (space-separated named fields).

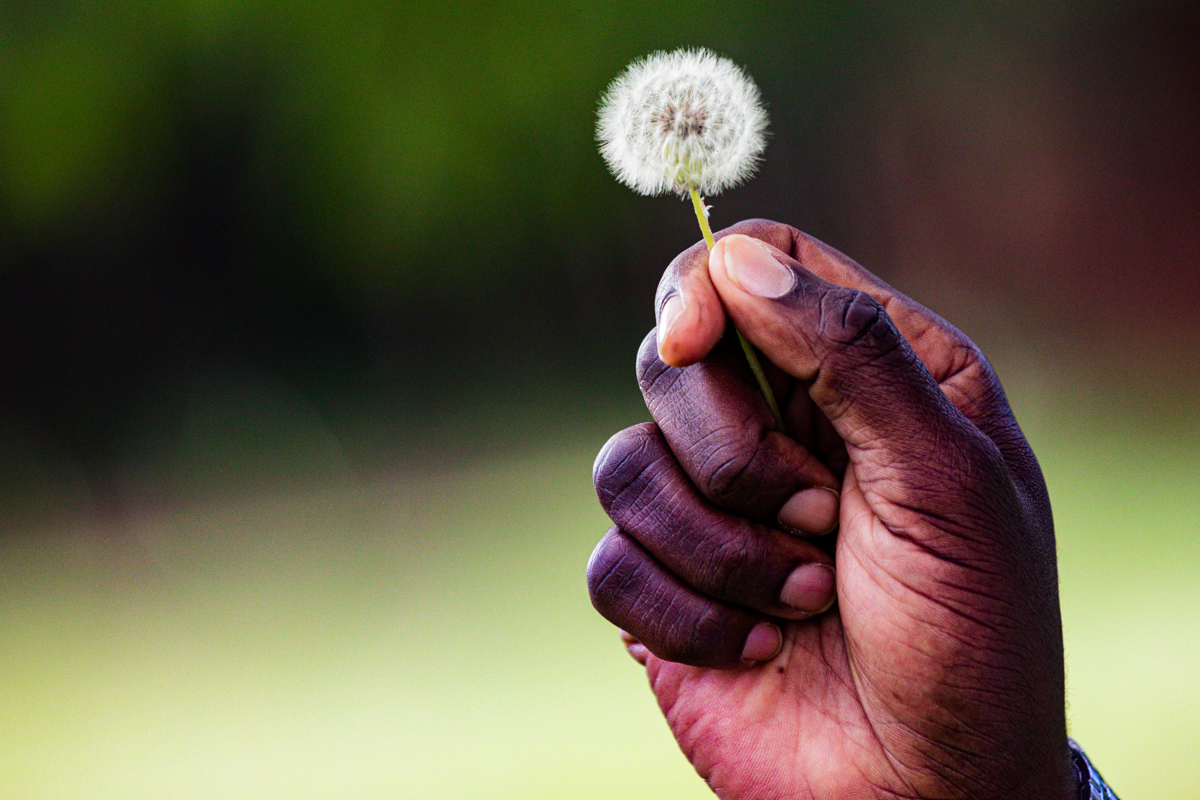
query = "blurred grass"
xmin=2 ymin=385 xmax=1198 ymax=798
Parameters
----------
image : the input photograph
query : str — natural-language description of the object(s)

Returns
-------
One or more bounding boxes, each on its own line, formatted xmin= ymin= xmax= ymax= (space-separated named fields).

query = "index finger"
xmin=637 ymin=330 xmax=841 ymax=531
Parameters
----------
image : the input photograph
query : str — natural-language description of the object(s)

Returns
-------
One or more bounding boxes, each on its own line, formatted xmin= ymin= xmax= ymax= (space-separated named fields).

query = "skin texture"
xmin=587 ymin=220 xmax=1077 ymax=800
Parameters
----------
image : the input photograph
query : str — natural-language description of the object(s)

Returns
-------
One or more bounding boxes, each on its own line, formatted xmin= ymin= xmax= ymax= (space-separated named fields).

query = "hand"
xmin=587 ymin=220 xmax=1077 ymax=800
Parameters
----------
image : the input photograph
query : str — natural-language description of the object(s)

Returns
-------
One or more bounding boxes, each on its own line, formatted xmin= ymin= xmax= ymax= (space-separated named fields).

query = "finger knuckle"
xmin=659 ymin=604 xmax=730 ymax=666
xmin=587 ymin=535 xmax=718 ymax=665
xmin=586 ymin=530 xmax=646 ymax=622
xmin=588 ymin=531 xmax=744 ymax=668
xmin=635 ymin=332 xmax=680 ymax=395
xmin=696 ymin=528 xmax=759 ymax=597
xmin=592 ymin=424 xmax=668 ymax=519
xmin=820 ymin=289 xmax=892 ymax=350
xmin=699 ymin=430 xmax=764 ymax=508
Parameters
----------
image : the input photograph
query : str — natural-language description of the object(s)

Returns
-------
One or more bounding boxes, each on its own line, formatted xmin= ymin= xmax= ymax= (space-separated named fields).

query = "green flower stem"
xmin=689 ymin=186 xmax=785 ymax=433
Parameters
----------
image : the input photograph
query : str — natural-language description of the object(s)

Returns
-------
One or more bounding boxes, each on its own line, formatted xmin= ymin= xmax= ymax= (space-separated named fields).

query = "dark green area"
xmin=1 ymin=0 xmax=1197 ymax=516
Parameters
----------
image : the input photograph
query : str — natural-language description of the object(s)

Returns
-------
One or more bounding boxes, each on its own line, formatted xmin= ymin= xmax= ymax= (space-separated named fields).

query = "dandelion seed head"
xmin=597 ymin=48 xmax=768 ymax=197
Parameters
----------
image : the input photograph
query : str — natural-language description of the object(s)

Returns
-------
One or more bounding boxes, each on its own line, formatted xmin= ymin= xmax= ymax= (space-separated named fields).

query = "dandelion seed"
xmin=596 ymin=48 xmax=768 ymax=197
xmin=596 ymin=48 xmax=784 ymax=432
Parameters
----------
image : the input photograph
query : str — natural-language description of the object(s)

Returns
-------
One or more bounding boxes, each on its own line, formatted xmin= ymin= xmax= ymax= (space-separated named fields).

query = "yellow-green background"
xmin=3 ymin=1 xmax=1197 ymax=797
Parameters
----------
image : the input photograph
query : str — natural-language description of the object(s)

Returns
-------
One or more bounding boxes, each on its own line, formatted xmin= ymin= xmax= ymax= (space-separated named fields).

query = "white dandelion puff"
xmin=596 ymin=48 xmax=768 ymax=197
xmin=595 ymin=48 xmax=784 ymax=431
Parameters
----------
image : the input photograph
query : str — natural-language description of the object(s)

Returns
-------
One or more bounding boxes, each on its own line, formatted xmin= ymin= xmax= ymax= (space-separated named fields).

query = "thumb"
xmin=708 ymin=235 xmax=1005 ymax=533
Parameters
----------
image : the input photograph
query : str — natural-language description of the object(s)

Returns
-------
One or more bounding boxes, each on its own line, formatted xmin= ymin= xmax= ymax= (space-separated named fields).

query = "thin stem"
xmin=689 ymin=186 xmax=785 ymax=433
xmin=690 ymin=188 xmax=716 ymax=250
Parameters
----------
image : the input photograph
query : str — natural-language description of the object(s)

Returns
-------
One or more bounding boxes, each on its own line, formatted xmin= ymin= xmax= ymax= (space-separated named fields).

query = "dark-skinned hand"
xmin=588 ymin=220 xmax=1077 ymax=800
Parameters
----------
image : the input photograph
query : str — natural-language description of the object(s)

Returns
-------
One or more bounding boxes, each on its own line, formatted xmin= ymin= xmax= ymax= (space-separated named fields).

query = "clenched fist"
xmin=588 ymin=220 xmax=1077 ymax=800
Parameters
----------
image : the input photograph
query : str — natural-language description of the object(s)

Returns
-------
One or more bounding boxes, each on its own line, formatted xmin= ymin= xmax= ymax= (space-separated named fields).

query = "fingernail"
xmin=721 ymin=235 xmax=795 ymax=298
xmin=619 ymin=630 xmax=649 ymax=665
xmin=740 ymin=622 xmax=782 ymax=664
xmin=657 ymin=294 xmax=685 ymax=358
xmin=779 ymin=563 xmax=836 ymax=615
xmin=778 ymin=487 xmax=840 ymax=536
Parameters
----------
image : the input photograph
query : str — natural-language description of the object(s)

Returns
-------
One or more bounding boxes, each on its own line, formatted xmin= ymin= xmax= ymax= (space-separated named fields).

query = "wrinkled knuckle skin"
xmin=699 ymin=434 xmax=766 ymax=511
xmin=592 ymin=422 xmax=668 ymax=520
xmin=586 ymin=529 xmax=639 ymax=621
xmin=636 ymin=331 xmax=779 ymax=514
xmin=587 ymin=530 xmax=737 ymax=668
xmin=697 ymin=531 xmax=761 ymax=598
xmin=635 ymin=330 xmax=677 ymax=395
xmin=587 ymin=529 xmax=674 ymax=641
xmin=657 ymin=605 xmax=731 ymax=667
xmin=819 ymin=288 xmax=893 ymax=350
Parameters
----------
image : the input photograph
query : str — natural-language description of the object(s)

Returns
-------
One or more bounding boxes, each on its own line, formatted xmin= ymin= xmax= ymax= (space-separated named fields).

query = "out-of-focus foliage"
xmin=1 ymin=0 xmax=858 ymax=289
xmin=3 ymin=0 xmax=1197 ymax=499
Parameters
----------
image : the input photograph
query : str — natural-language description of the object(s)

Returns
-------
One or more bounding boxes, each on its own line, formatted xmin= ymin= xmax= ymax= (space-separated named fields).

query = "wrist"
xmin=1043 ymin=738 xmax=1083 ymax=800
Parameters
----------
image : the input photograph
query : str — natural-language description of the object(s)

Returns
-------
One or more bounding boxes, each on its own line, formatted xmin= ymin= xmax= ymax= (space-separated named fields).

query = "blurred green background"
xmin=2 ymin=0 xmax=1197 ymax=797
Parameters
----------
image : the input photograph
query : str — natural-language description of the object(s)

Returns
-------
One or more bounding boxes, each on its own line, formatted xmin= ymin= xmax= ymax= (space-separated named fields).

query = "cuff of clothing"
xmin=1069 ymin=739 xmax=1120 ymax=800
